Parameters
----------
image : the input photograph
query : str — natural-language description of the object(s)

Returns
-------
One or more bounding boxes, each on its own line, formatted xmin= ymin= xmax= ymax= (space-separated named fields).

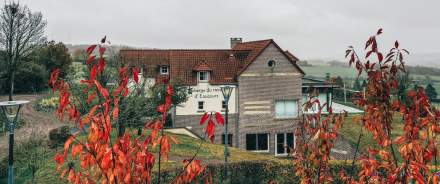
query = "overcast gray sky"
xmin=14 ymin=0 xmax=440 ymax=63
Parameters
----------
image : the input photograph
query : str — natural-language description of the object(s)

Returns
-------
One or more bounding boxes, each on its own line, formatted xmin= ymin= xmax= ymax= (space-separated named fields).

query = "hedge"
xmin=154 ymin=160 xmax=359 ymax=184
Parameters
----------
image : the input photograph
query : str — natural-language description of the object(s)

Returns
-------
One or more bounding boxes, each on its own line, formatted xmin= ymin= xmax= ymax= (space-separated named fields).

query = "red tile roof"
xmin=120 ymin=39 xmax=304 ymax=85
xmin=193 ymin=61 xmax=212 ymax=71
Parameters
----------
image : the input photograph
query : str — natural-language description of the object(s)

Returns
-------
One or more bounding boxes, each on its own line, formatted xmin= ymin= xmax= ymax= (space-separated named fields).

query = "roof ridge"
xmin=238 ymin=39 xmax=273 ymax=44
xmin=120 ymin=49 xmax=252 ymax=51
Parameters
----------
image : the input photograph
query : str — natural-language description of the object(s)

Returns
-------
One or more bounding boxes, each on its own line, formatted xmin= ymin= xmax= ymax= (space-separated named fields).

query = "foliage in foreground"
xmin=294 ymin=29 xmax=440 ymax=183
xmin=48 ymin=37 xmax=225 ymax=184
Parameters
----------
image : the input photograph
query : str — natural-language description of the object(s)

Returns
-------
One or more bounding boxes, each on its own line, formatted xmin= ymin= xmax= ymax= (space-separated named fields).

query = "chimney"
xmin=230 ymin=38 xmax=242 ymax=48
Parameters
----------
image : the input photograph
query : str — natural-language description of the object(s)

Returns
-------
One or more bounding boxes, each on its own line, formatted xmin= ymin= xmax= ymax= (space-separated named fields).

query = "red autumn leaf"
xmin=376 ymin=28 xmax=383 ymax=35
xmin=345 ymin=49 xmax=351 ymax=58
xmin=98 ymin=58 xmax=106 ymax=73
xmin=132 ymin=67 xmax=139 ymax=83
xmin=100 ymin=151 xmax=112 ymax=170
xmin=101 ymin=36 xmax=106 ymax=44
xmin=119 ymin=66 xmax=128 ymax=77
xmin=94 ymin=80 xmax=109 ymax=99
xmin=71 ymin=144 xmax=83 ymax=159
xmin=200 ymin=112 xmax=209 ymax=125
xmin=365 ymin=37 xmax=372 ymax=49
xmin=68 ymin=169 xmax=75 ymax=182
xmin=60 ymin=169 xmax=68 ymax=178
xmin=167 ymin=84 xmax=173 ymax=96
xmin=99 ymin=46 xmax=106 ymax=57
xmin=157 ymin=104 xmax=167 ymax=113
xmin=54 ymin=153 xmax=65 ymax=165
xmin=160 ymin=136 xmax=171 ymax=161
xmin=206 ymin=119 xmax=216 ymax=142
xmin=165 ymin=95 xmax=172 ymax=108
xmin=124 ymin=173 xmax=131 ymax=183
xmin=393 ymin=136 xmax=405 ymax=144
xmin=86 ymin=45 xmax=96 ymax=55
xmin=366 ymin=50 xmax=373 ymax=58
xmin=90 ymin=64 xmax=97 ymax=80
xmin=113 ymin=98 xmax=119 ymax=120
xmin=64 ymin=135 xmax=75 ymax=156
xmin=123 ymin=88 xmax=129 ymax=97
xmin=371 ymin=38 xmax=377 ymax=52
xmin=86 ymin=91 xmax=97 ymax=104
xmin=215 ymin=112 xmax=224 ymax=125
xmin=86 ymin=55 xmax=96 ymax=65
xmin=377 ymin=52 xmax=383 ymax=62
xmin=48 ymin=69 xmax=60 ymax=88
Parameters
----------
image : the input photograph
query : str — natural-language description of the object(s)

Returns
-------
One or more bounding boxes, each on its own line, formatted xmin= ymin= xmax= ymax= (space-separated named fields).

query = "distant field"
xmin=301 ymin=65 xmax=364 ymax=79
xmin=302 ymin=64 xmax=440 ymax=94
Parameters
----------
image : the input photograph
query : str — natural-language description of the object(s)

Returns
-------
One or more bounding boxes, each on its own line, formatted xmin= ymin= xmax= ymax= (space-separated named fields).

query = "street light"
xmin=220 ymin=85 xmax=233 ymax=178
xmin=0 ymin=100 xmax=29 ymax=184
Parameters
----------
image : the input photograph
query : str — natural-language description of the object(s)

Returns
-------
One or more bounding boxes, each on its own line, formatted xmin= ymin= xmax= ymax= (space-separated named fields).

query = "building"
xmin=121 ymin=38 xmax=357 ymax=156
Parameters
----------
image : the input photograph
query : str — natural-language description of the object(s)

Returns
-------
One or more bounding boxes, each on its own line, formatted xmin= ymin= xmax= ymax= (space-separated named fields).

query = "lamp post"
xmin=220 ymin=85 xmax=233 ymax=178
xmin=0 ymin=100 xmax=29 ymax=184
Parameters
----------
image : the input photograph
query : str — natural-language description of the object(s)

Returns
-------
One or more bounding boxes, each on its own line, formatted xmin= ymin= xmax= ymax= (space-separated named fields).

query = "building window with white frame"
xmin=275 ymin=133 xmax=294 ymax=155
xmin=275 ymin=100 xmax=298 ymax=119
xmin=245 ymin=133 xmax=269 ymax=152
xmin=160 ymin=66 xmax=169 ymax=75
xmin=198 ymin=101 xmax=204 ymax=111
xmin=198 ymin=71 xmax=209 ymax=82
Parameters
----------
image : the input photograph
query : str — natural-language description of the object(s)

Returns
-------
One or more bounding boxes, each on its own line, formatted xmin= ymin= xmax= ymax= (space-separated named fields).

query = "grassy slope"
xmin=339 ymin=114 xmax=405 ymax=150
xmin=11 ymin=129 xmax=286 ymax=183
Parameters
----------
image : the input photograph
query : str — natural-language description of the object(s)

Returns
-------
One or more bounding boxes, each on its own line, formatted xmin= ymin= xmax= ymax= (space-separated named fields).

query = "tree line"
xmin=0 ymin=2 xmax=72 ymax=99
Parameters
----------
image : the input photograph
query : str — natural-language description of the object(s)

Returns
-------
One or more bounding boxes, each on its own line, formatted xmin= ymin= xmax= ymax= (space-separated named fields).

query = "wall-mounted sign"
xmin=191 ymin=87 xmax=222 ymax=99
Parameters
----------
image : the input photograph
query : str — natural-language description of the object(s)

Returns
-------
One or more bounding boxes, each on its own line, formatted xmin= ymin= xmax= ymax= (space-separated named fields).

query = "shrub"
xmin=34 ymin=96 xmax=59 ymax=112
xmin=48 ymin=125 xmax=71 ymax=148
xmin=0 ymin=157 xmax=7 ymax=178
xmin=155 ymin=161 xmax=359 ymax=184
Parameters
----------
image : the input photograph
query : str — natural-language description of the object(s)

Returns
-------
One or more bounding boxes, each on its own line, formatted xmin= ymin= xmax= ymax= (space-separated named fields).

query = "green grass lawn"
xmin=340 ymin=114 xmax=405 ymax=150
xmin=302 ymin=65 xmax=365 ymax=79
xmin=302 ymin=64 xmax=440 ymax=97
xmin=3 ymin=129 xmax=286 ymax=184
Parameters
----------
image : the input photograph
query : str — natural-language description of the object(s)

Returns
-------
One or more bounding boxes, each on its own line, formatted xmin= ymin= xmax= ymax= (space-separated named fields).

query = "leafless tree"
xmin=0 ymin=1 xmax=46 ymax=100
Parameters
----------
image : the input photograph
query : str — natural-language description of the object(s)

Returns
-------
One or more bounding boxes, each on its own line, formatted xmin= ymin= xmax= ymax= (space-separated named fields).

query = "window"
xmin=221 ymin=134 xmax=233 ymax=147
xmin=268 ymin=60 xmax=276 ymax=68
xmin=198 ymin=101 xmax=204 ymax=111
xmin=246 ymin=133 xmax=269 ymax=151
xmin=275 ymin=133 xmax=294 ymax=155
xmin=275 ymin=100 xmax=298 ymax=119
xmin=160 ymin=66 xmax=169 ymax=75
xmin=198 ymin=71 xmax=209 ymax=82
xmin=222 ymin=101 xmax=227 ymax=109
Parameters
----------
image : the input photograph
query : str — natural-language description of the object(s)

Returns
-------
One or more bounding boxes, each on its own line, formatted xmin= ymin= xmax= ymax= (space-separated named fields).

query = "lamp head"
xmin=0 ymin=100 xmax=29 ymax=121
xmin=220 ymin=86 xmax=234 ymax=102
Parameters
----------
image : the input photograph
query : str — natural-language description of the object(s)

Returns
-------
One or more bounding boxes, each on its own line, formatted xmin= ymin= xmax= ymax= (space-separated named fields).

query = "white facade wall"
xmin=176 ymin=82 xmax=237 ymax=115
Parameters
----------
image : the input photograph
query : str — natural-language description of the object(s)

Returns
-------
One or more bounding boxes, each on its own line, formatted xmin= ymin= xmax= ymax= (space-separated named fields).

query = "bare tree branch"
xmin=0 ymin=2 xmax=46 ymax=100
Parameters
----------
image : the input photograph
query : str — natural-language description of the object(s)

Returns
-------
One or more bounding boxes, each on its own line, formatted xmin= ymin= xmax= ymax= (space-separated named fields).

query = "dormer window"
xmin=160 ymin=66 xmax=169 ymax=75
xmin=198 ymin=71 xmax=209 ymax=82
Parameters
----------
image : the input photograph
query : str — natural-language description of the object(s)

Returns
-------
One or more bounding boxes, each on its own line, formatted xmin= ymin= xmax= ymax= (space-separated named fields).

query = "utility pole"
xmin=344 ymin=82 xmax=347 ymax=103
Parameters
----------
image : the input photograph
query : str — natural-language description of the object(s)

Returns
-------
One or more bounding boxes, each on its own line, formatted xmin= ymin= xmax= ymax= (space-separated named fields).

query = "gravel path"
xmin=0 ymin=94 xmax=67 ymax=159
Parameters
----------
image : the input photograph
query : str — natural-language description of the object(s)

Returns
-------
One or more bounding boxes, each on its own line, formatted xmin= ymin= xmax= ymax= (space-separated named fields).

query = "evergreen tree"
xmin=426 ymin=83 xmax=437 ymax=101
xmin=335 ymin=76 xmax=344 ymax=87
xmin=333 ymin=76 xmax=344 ymax=99
xmin=397 ymin=71 xmax=411 ymax=103
xmin=353 ymin=78 xmax=361 ymax=91
xmin=361 ymin=80 xmax=367 ymax=89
